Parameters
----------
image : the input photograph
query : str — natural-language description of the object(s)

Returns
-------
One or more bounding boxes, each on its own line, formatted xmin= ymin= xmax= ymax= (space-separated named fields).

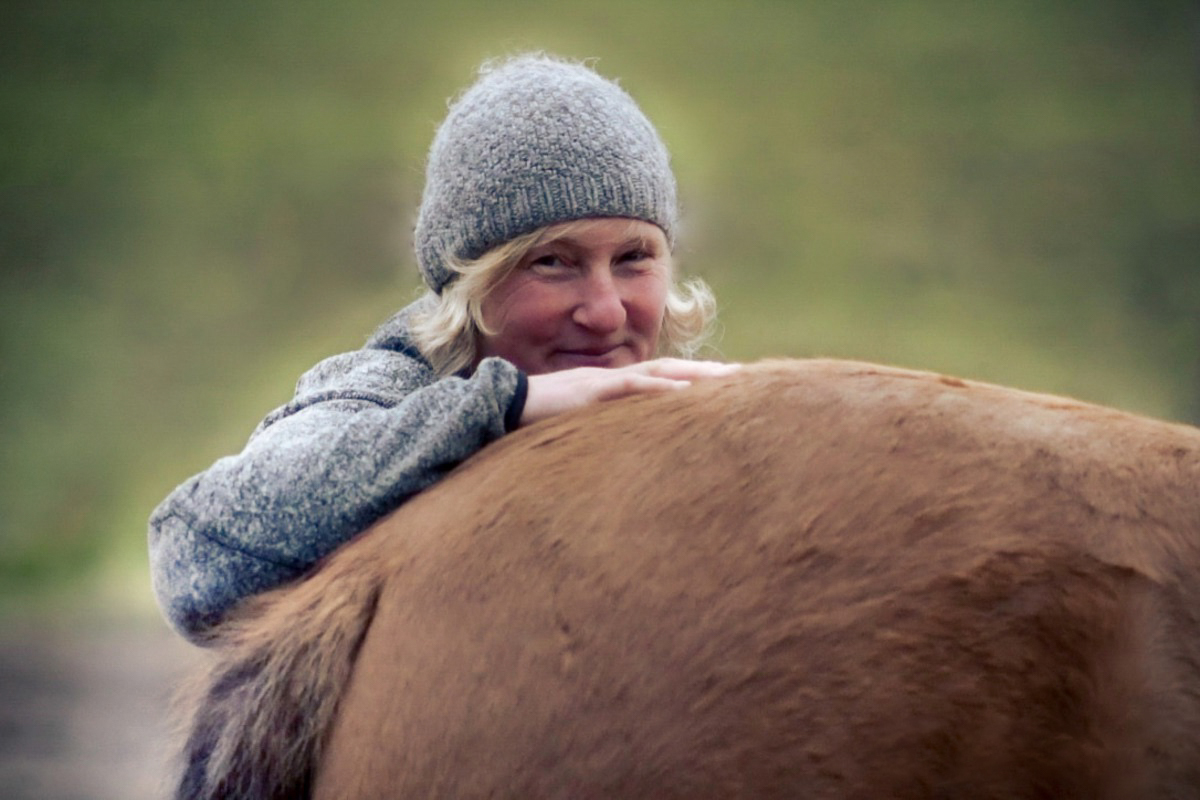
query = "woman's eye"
xmin=529 ymin=254 xmax=564 ymax=269
xmin=617 ymin=249 xmax=655 ymax=271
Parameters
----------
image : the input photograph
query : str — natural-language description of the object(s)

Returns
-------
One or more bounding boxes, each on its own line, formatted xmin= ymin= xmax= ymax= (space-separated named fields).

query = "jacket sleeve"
xmin=148 ymin=352 xmax=527 ymax=643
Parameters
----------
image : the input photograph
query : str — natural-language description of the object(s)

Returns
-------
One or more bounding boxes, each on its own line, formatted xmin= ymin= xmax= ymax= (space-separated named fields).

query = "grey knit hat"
xmin=414 ymin=54 xmax=678 ymax=293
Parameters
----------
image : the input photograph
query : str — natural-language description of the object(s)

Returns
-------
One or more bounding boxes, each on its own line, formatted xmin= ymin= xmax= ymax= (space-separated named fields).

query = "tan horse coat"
xmin=175 ymin=359 xmax=1200 ymax=799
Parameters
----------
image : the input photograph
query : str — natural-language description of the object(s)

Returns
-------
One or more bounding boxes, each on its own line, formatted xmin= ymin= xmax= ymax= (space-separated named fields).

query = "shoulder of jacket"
xmin=294 ymin=297 xmax=437 ymax=398
xmin=296 ymin=343 xmax=432 ymax=398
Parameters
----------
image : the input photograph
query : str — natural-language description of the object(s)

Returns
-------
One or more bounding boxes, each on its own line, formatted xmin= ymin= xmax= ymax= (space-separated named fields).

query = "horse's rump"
xmin=175 ymin=359 xmax=1200 ymax=799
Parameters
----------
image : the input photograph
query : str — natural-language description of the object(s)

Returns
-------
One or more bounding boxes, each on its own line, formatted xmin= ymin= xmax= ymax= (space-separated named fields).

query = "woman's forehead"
xmin=536 ymin=218 xmax=667 ymax=249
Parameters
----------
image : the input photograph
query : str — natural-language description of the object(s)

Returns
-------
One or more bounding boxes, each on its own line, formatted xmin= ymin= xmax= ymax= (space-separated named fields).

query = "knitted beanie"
xmin=414 ymin=54 xmax=678 ymax=293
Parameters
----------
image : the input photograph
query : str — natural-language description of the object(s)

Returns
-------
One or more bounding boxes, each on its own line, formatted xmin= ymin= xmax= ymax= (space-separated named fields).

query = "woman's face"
xmin=477 ymin=218 xmax=671 ymax=375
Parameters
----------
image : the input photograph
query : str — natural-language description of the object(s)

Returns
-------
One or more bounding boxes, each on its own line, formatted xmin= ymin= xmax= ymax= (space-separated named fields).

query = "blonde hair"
xmin=409 ymin=220 xmax=717 ymax=376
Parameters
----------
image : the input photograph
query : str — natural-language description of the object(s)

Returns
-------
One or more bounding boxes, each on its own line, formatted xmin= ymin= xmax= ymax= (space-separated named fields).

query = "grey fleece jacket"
xmin=148 ymin=297 xmax=527 ymax=643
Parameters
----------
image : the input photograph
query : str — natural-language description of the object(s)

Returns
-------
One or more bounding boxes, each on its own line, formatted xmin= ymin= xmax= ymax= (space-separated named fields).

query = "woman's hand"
xmin=519 ymin=358 xmax=741 ymax=427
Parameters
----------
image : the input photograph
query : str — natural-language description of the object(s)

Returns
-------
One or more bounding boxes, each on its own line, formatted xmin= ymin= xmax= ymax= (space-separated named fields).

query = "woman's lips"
xmin=552 ymin=345 xmax=626 ymax=368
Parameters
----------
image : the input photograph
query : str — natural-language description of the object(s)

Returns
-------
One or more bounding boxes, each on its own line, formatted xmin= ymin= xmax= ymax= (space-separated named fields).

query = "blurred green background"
xmin=2 ymin=0 xmax=1197 ymax=608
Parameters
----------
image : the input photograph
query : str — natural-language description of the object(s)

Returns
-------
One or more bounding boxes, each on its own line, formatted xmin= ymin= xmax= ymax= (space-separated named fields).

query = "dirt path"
xmin=0 ymin=607 xmax=201 ymax=800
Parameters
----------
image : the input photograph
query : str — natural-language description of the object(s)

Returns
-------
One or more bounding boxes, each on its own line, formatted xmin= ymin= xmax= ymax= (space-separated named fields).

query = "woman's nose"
xmin=572 ymin=270 xmax=626 ymax=333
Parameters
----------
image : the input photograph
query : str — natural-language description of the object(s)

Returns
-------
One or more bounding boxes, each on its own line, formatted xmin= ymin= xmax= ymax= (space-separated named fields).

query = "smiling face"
xmin=477 ymin=218 xmax=671 ymax=375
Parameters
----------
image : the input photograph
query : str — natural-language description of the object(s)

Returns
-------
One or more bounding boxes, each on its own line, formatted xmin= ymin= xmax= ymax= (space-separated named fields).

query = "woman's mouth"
xmin=552 ymin=345 xmax=626 ymax=369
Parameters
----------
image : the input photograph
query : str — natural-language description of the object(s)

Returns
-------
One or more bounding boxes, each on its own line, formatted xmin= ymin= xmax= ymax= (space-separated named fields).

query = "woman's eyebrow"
xmin=602 ymin=233 xmax=654 ymax=250
xmin=537 ymin=233 xmax=658 ymax=255
xmin=620 ymin=235 xmax=659 ymax=253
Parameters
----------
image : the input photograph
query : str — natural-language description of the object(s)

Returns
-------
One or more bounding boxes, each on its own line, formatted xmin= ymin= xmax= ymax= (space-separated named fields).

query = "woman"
xmin=149 ymin=53 xmax=736 ymax=643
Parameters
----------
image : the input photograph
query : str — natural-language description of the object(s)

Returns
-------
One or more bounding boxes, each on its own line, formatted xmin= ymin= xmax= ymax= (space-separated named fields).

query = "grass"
xmin=1 ymin=0 xmax=1196 ymax=596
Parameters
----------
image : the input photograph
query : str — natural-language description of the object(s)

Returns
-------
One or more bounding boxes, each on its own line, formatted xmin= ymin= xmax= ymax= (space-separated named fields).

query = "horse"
xmin=172 ymin=359 xmax=1200 ymax=799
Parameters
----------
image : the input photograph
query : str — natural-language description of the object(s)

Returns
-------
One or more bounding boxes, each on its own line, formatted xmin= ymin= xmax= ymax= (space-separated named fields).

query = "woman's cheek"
xmin=511 ymin=283 xmax=575 ymax=340
xmin=631 ymin=273 xmax=670 ymax=330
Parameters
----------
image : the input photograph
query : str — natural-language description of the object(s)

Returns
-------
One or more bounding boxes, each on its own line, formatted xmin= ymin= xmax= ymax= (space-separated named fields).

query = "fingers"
xmin=519 ymin=359 xmax=742 ymax=428
xmin=596 ymin=358 xmax=741 ymax=398
xmin=628 ymin=358 xmax=743 ymax=382
xmin=590 ymin=372 xmax=691 ymax=402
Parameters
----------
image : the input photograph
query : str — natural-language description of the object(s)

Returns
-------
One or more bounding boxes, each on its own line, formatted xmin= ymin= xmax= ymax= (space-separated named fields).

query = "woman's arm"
xmin=149 ymin=352 xmax=524 ymax=642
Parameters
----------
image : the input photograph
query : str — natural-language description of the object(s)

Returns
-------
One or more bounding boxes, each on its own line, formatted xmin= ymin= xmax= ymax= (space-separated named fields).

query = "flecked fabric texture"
xmin=148 ymin=296 xmax=527 ymax=642
xmin=414 ymin=54 xmax=678 ymax=293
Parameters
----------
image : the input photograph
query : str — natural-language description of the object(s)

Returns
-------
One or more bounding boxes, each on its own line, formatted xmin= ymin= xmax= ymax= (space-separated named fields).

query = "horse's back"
xmin=313 ymin=360 xmax=1200 ymax=799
